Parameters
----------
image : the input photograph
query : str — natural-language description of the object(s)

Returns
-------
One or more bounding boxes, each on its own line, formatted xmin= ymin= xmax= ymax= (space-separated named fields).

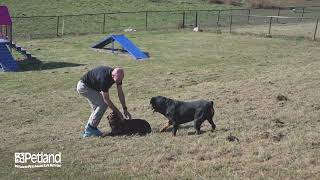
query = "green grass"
xmin=1 ymin=31 xmax=320 ymax=179
xmin=2 ymin=0 xmax=227 ymax=16
xmin=1 ymin=0 xmax=228 ymax=39
xmin=3 ymin=0 xmax=319 ymax=17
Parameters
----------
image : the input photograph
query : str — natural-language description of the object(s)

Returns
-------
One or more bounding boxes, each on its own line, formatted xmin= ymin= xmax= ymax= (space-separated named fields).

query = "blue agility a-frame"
xmin=0 ymin=6 xmax=19 ymax=72
xmin=0 ymin=39 xmax=19 ymax=72
xmin=91 ymin=34 xmax=149 ymax=60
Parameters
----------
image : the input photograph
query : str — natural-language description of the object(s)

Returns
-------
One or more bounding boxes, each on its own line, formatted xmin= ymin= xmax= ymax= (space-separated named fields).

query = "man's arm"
xmin=116 ymin=84 xmax=132 ymax=119
xmin=101 ymin=91 xmax=124 ymax=121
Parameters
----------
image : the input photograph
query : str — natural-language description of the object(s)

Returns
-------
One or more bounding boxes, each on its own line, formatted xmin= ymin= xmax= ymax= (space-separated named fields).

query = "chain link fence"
xmin=11 ymin=6 xmax=320 ymax=40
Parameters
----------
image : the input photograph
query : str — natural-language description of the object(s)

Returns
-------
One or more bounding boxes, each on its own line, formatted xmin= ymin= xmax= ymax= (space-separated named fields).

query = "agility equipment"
xmin=92 ymin=34 xmax=149 ymax=60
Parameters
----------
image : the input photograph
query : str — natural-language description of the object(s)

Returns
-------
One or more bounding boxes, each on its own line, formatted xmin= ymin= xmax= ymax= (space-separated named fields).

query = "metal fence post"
xmin=300 ymin=7 xmax=305 ymax=22
xmin=313 ymin=18 xmax=319 ymax=41
xmin=217 ymin=10 xmax=221 ymax=27
xmin=277 ymin=8 xmax=281 ymax=23
xmin=182 ymin=11 xmax=185 ymax=28
xmin=229 ymin=14 xmax=233 ymax=33
xmin=102 ymin=13 xmax=106 ymax=33
xmin=268 ymin=17 xmax=273 ymax=35
xmin=145 ymin=11 xmax=148 ymax=30
xmin=248 ymin=9 xmax=251 ymax=24
xmin=195 ymin=11 xmax=198 ymax=27
xmin=56 ymin=16 xmax=60 ymax=37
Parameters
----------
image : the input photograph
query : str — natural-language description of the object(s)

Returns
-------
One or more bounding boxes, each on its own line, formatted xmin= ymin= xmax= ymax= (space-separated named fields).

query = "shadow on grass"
xmin=17 ymin=58 xmax=85 ymax=71
xmin=160 ymin=124 xmax=223 ymax=135
xmin=41 ymin=61 xmax=85 ymax=70
xmin=100 ymin=48 xmax=150 ymax=58
xmin=160 ymin=124 xmax=194 ymax=132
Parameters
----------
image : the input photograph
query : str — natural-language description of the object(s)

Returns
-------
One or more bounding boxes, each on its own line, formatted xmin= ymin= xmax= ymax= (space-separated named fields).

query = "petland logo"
xmin=15 ymin=152 xmax=62 ymax=168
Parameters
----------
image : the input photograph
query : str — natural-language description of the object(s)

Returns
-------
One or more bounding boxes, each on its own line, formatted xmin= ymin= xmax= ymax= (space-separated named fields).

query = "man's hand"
xmin=117 ymin=85 xmax=131 ymax=120
xmin=101 ymin=91 xmax=125 ymax=122
xmin=123 ymin=109 xmax=132 ymax=119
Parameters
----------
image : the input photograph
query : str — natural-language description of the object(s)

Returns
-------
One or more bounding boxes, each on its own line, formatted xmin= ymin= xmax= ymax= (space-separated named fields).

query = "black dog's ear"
xmin=150 ymin=97 xmax=155 ymax=104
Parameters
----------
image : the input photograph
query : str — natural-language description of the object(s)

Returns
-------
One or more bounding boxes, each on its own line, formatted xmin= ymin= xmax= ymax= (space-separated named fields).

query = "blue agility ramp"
xmin=0 ymin=41 xmax=19 ymax=72
xmin=92 ymin=34 xmax=149 ymax=60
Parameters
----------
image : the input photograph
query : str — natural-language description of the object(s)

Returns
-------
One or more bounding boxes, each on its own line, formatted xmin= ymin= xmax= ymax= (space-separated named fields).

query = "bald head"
xmin=112 ymin=67 xmax=124 ymax=83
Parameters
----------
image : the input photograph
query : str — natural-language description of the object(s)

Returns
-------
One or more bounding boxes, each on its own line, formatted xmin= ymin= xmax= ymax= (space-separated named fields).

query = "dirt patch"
xmin=226 ymin=135 xmax=240 ymax=142
xmin=277 ymin=94 xmax=289 ymax=101
xmin=311 ymin=104 xmax=320 ymax=110
xmin=272 ymin=118 xmax=285 ymax=128
xmin=272 ymin=132 xmax=285 ymax=142
xmin=260 ymin=131 xmax=271 ymax=139
xmin=311 ymin=142 xmax=320 ymax=149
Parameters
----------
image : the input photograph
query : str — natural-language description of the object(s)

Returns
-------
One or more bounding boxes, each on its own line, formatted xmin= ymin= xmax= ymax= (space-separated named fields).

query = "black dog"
xmin=150 ymin=96 xmax=215 ymax=136
xmin=102 ymin=111 xmax=152 ymax=137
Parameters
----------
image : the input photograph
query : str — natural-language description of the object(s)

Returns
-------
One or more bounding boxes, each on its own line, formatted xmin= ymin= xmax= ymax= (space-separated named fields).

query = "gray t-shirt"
xmin=81 ymin=66 xmax=121 ymax=92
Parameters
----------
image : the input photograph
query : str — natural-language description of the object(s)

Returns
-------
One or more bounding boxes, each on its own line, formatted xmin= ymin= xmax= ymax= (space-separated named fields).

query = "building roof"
xmin=0 ymin=6 xmax=12 ymax=25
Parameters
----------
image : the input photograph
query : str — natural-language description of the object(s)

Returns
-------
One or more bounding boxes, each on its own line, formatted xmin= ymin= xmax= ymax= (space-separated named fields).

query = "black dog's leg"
xmin=172 ymin=123 xmax=179 ymax=137
xmin=194 ymin=111 xmax=205 ymax=135
xmin=207 ymin=118 xmax=216 ymax=132
xmin=194 ymin=119 xmax=203 ymax=135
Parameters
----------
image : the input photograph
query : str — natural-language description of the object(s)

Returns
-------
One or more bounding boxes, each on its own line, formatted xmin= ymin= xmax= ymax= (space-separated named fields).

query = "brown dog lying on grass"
xmin=101 ymin=111 xmax=151 ymax=137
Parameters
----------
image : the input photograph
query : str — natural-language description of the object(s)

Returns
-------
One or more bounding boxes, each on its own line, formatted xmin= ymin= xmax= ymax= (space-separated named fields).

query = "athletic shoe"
xmin=82 ymin=124 xmax=103 ymax=137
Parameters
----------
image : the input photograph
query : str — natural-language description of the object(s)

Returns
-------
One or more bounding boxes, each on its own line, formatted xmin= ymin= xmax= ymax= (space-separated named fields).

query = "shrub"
xmin=247 ymin=0 xmax=306 ymax=9
xmin=208 ymin=0 xmax=242 ymax=6
xmin=208 ymin=0 xmax=225 ymax=4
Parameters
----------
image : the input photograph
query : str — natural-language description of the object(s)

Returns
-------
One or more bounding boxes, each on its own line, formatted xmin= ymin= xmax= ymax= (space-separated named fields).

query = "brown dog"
xmin=102 ymin=111 xmax=151 ymax=137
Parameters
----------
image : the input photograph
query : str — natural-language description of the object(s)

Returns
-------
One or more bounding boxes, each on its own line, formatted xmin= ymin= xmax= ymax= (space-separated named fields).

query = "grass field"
xmin=2 ymin=0 xmax=319 ymax=16
xmin=1 ymin=31 xmax=320 ymax=179
xmin=2 ymin=0 xmax=226 ymax=16
xmin=225 ymin=21 xmax=320 ymax=40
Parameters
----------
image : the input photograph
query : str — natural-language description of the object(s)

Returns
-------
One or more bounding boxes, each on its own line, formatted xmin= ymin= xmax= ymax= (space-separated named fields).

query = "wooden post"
xmin=5 ymin=25 xmax=8 ymax=36
xmin=182 ymin=11 xmax=185 ymax=28
xmin=145 ymin=11 xmax=148 ymax=30
xmin=112 ymin=41 xmax=114 ymax=53
xmin=300 ymin=7 xmax=305 ymax=22
xmin=268 ymin=17 xmax=273 ymax=35
xmin=195 ymin=11 xmax=198 ymax=27
xmin=229 ymin=14 xmax=233 ymax=33
xmin=102 ymin=13 xmax=106 ymax=33
xmin=248 ymin=9 xmax=251 ymax=24
xmin=61 ymin=18 xmax=65 ymax=36
xmin=10 ymin=25 xmax=13 ymax=52
xmin=277 ymin=8 xmax=281 ymax=23
xmin=217 ymin=10 xmax=221 ymax=27
xmin=10 ymin=25 xmax=13 ymax=42
xmin=56 ymin=16 xmax=60 ymax=37
xmin=313 ymin=18 xmax=319 ymax=41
